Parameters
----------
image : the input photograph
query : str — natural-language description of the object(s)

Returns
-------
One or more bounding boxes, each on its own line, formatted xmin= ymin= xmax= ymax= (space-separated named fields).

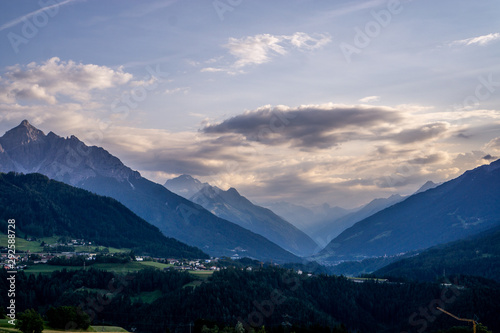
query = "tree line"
xmin=1 ymin=267 xmax=498 ymax=333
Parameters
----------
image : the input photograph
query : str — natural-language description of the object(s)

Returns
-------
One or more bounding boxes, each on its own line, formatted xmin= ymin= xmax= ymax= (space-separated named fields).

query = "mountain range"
xmin=262 ymin=202 xmax=351 ymax=239
xmin=0 ymin=120 xmax=301 ymax=263
xmin=263 ymin=181 xmax=439 ymax=246
xmin=165 ymin=175 xmax=319 ymax=256
xmin=308 ymin=194 xmax=405 ymax=245
xmin=314 ymin=159 xmax=500 ymax=262
xmin=3 ymin=120 xmax=499 ymax=271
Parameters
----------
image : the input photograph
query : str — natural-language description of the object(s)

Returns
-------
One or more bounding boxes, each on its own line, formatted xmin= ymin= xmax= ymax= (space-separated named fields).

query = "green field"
xmin=182 ymin=280 xmax=204 ymax=289
xmin=0 ymin=235 xmax=57 ymax=253
xmin=0 ymin=234 xmax=129 ymax=255
xmin=23 ymin=261 xmax=176 ymax=275
xmin=22 ymin=264 xmax=85 ymax=274
xmin=135 ymin=261 xmax=172 ymax=269
xmin=0 ymin=319 xmax=128 ymax=332
xmin=189 ymin=270 xmax=214 ymax=280
xmin=88 ymin=326 xmax=128 ymax=332
xmin=74 ymin=246 xmax=130 ymax=254
xmin=0 ymin=318 xmax=14 ymax=329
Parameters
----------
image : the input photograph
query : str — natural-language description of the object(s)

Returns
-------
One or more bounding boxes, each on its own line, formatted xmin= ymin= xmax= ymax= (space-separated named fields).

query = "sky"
xmin=0 ymin=0 xmax=499 ymax=209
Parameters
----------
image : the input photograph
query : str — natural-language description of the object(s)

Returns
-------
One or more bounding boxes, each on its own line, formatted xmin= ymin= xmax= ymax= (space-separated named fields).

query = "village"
xmin=0 ymin=236 xmax=268 ymax=273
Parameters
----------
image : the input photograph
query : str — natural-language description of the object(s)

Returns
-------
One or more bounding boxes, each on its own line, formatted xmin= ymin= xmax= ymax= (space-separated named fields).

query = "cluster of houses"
xmin=1 ymin=238 xmax=270 ymax=273
xmin=0 ymin=237 xmax=229 ymax=272
xmin=167 ymin=258 xmax=222 ymax=271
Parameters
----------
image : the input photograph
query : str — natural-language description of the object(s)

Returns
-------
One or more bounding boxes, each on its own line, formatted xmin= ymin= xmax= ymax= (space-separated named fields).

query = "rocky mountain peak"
xmin=415 ymin=180 xmax=439 ymax=194
xmin=0 ymin=119 xmax=46 ymax=149
xmin=0 ymin=120 xmax=136 ymax=184
xmin=165 ymin=174 xmax=207 ymax=198
xmin=226 ymin=187 xmax=240 ymax=196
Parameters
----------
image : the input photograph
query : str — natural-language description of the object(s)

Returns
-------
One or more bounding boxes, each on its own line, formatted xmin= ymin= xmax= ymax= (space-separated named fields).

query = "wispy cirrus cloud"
xmin=449 ymin=32 xmax=500 ymax=47
xmin=485 ymin=137 xmax=500 ymax=152
xmin=201 ymin=32 xmax=331 ymax=74
xmin=0 ymin=0 xmax=79 ymax=32
xmin=321 ymin=0 xmax=387 ymax=19
xmin=359 ymin=96 xmax=380 ymax=103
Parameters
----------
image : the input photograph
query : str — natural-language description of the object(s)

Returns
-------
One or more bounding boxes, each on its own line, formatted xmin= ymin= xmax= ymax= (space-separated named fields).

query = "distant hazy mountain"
xmin=414 ymin=180 xmax=439 ymax=194
xmin=308 ymin=181 xmax=440 ymax=246
xmin=0 ymin=120 xmax=301 ymax=263
xmin=0 ymin=172 xmax=208 ymax=259
xmin=314 ymin=159 xmax=500 ymax=262
xmin=165 ymin=174 xmax=207 ymax=198
xmin=262 ymin=201 xmax=351 ymax=238
xmin=165 ymin=175 xmax=319 ymax=256
xmin=310 ymin=194 xmax=405 ymax=246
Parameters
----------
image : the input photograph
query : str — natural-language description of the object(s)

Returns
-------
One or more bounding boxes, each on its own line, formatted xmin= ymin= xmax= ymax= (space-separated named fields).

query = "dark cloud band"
xmin=202 ymin=105 xmax=403 ymax=149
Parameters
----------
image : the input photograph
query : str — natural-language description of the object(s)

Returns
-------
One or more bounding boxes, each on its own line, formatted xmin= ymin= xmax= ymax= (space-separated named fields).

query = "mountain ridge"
xmin=314 ymin=159 xmax=500 ymax=262
xmin=0 ymin=171 xmax=208 ymax=259
xmin=0 ymin=120 xmax=301 ymax=263
xmin=165 ymin=174 xmax=319 ymax=256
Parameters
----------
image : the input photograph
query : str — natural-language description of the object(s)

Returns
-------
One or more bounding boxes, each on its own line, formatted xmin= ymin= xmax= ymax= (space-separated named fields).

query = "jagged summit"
xmin=178 ymin=174 xmax=198 ymax=181
xmin=1 ymin=119 xmax=46 ymax=148
xmin=165 ymin=174 xmax=207 ymax=198
xmin=0 ymin=120 xmax=137 ymax=183
xmin=226 ymin=187 xmax=240 ymax=196
xmin=0 ymin=122 xmax=301 ymax=262
xmin=415 ymin=180 xmax=439 ymax=194
xmin=165 ymin=174 xmax=319 ymax=256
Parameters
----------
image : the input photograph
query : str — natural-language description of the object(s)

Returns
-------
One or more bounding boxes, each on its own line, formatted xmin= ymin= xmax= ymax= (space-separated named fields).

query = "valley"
xmin=1 ymin=120 xmax=500 ymax=332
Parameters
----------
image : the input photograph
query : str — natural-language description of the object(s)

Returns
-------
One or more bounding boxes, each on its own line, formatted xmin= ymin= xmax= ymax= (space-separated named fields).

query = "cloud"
xmin=322 ymin=0 xmax=388 ymax=19
xmin=408 ymin=153 xmax=446 ymax=165
xmin=359 ymin=96 xmax=380 ymax=103
xmin=449 ymin=32 xmax=500 ymax=47
xmin=482 ymin=154 xmax=498 ymax=161
xmin=200 ymin=67 xmax=225 ymax=73
xmin=0 ymin=0 xmax=79 ymax=31
xmin=485 ymin=137 xmax=500 ymax=152
xmin=226 ymin=34 xmax=287 ymax=68
xmin=201 ymin=32 xmax=331 ymax=74
xmin=164 ymin=87 xmax=190 ymax=95
xmin=12 ymin=84 xmax=57 ymax=105
xmin=1 ymin=57 xmax=133 ymax=104
xmin=391 ymin=122 xmax=450 ymax=144
xmin=202 ymin=104 xmax=402 ymax=149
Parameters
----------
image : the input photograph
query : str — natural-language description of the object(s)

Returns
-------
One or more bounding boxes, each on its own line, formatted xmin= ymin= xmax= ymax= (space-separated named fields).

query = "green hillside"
xmin=0 ymin=172 xmax=207 ymax=259
xmin=375 ymin=224 xmax=500 ymax=282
